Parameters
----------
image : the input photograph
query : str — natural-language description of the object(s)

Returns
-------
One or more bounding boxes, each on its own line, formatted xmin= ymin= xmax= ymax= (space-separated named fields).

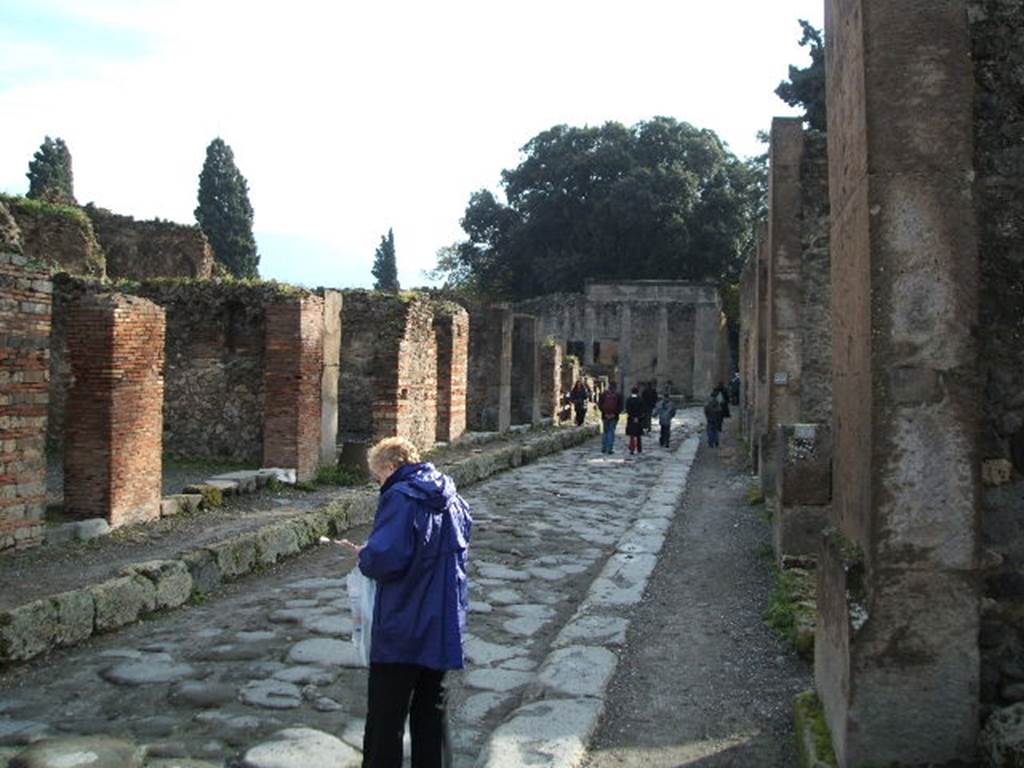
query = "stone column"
xmin=319 ymin=290 xmax=342 ymax=467
xmin=816 ymin=1 xmax=980 ymax=764
xmin=539 ymin=342 xmax=563 ymax=419
xmin=691 ymin=299 xmax=719 ymax=401
xmin=264 ymin=295 xmax=324 ymax=483
xmin=760 ymin=118 xmax=805 ymax=502
xmin=511 ymin=315 xmax=541 ymax=426
xmin=65 ymin=293 xmax=165 ymax=527
xmin=467 ymin=304 xmax=512 ymax=433
xmin=655 ymin=303 xmax=670 ymax=386
xmin=583 ymin=303 xmax=596 ymax=366
xmin=619 ymin=303 xmax=632 ymax=393
xmin=754 ymin=223 xmax=769 ymax=468
xmin=0 ymin=252 xmax=51 ymax=553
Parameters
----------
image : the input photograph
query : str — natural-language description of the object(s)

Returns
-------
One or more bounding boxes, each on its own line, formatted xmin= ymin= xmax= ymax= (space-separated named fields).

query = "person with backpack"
xmin=704 ymin=391 xmax=724 ymax=448
xmin=598 ymin=382 xmax=622 ymax=454
xmin=569 ymin=380 xmax=590 ymax=426
xmin=625 ymin=385 xmax=645 ymax=455
xmin=640 ymin=381 xmax=658 ymax=434
xmin=653 ymin=391 xmax=677 ymax=448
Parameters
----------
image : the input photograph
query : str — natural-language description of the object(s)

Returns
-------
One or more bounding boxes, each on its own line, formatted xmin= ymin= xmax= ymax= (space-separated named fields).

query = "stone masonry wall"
xmin=433 ymin=303 xmax=469 ymax=443
xmin=263 ymin=296 xmax=324 ymax=482
xmin=85 ymin=206 xmax=214 ymax=280
xmin=0 ymin=252 xmax=51 ymax=554
xmin=64 ymin=293 xmax=165 ymax=527
xmin=511 ymin=315 xmax=541 ymax=426
xmin=970 ymin=0 xmax=1024 ymax=716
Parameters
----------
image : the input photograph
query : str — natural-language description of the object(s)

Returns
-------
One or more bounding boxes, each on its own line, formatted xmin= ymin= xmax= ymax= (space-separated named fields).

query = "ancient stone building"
xmin=84 ymin=206 xmax=214 ymax=280
xmin=0 ymin=197 xmax=104 ymax=278
xmin=517 ymin=280 xmax=730 ymax=400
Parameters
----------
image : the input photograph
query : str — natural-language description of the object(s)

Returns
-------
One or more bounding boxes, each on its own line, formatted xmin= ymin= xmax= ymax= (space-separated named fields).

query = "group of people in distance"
xmin=593 ymin=380 xmax=678 ymax=455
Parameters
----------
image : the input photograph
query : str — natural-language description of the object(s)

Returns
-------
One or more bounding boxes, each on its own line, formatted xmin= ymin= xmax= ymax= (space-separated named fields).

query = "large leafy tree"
xmin=195 ymin=138 xmax=259 ymax=278
xmin=435 ymin=118 xmax=764 ymax=300
xmin=775 ymin=20 xmax=826 ymax=131
xmin=372 ymin=228 xmax=400 ymax=292
xmin=27 ymin=136 xmax=75 ymax=204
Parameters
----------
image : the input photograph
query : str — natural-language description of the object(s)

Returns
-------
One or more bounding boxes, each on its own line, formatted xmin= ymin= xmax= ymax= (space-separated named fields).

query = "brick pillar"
xmin=511 ymin=315 xmax=540 ymax=426
xmin=0 ymin=253 xmax=51 ymax=553
xmin=319 ymin=291 xmax=342 ymax=466
xmin=467 ymin=304 xmax=512 ymax=433
xmin=539 ymin=341 xmax=563 ymax=420
xmin=263 ymin=295 xmax=324 ymax=482
xmin=817 ymin=1 xmax=980 ymax=764
xmin=761 ymin=118 xmax=805 ymax=502
xmin=434 ymin=304 xmax=468 ymax=443
xmin=65 ymin=293 xmax=164 ymax=527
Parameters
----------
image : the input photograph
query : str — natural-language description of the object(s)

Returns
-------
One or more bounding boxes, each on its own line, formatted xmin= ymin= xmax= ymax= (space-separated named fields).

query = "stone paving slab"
xmin=0 ymin=413 xmax=701 ymax=767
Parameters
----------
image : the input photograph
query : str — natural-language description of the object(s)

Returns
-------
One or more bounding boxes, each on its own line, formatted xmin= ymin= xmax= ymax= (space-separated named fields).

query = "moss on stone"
xmin=794 ymin=691 xmax=838 ymax=767
xmin=765 ymin=566 xmax=817 ymax=659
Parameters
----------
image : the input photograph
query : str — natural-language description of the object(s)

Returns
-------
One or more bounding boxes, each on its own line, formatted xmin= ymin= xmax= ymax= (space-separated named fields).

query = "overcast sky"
xmin=0 ymin=1 xmax=825 ymax=289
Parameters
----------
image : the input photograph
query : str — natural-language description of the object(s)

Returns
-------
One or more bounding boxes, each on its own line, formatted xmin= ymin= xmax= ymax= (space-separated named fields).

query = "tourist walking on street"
xmin=339 ymin=437 xmax=473 ymax=768
xmin=641 ymin=381 xmax=658 ymax=434
xmin=626 ymin=385 xmax=645 ymax=455
xmin=653 ymin=391 xmax=677 ymax=448
xmin=704 ymin=391 xmax=724 ymax=448
xmin=569 ymin=380 xmax=591 ymax=426
xmin=598 ymin=382 xmax=622 ymax=454
xmin=712 ymin=381 xmax=731 ymax=420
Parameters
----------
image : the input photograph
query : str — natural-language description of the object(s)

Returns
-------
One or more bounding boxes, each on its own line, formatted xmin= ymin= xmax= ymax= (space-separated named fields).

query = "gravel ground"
xmin=584 ymin=419 xmax=811 ymax=767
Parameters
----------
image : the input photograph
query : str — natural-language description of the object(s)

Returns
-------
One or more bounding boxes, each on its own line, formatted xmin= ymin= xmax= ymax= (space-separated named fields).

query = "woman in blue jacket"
xmin=343 ymin=436 xmax=472 ymax=768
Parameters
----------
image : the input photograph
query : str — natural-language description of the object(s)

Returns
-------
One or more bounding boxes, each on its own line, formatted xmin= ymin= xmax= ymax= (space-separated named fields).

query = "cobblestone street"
xmin=0 ymin=411 xmax=711 ymax=767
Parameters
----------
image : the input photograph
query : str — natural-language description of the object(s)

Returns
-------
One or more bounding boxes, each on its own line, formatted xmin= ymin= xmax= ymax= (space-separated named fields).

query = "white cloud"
xmin=0 ymin=0 xmax=824 ymax=287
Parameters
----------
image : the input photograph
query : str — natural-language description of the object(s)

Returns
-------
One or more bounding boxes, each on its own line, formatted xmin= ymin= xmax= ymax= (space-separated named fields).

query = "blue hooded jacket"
xmin=358 ymin=462 xmax=472 ymax=670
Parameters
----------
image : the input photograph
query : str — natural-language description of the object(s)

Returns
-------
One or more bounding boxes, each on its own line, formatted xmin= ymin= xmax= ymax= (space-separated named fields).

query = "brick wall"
xmin=65 ymin=293 xmax=164 ymax=527
xmin=434 ymin=303 xmax=468 ymax=443
xmin=263 ymin=296 xmax=324 ymax=482
xmin=340 ymin=292 xmax=438 ymax=451
xmin=0 ymin=252 xmax=51 ymax=554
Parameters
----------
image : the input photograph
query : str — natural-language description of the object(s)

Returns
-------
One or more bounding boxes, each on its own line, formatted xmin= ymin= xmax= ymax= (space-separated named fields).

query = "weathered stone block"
xmin=984 ymin=459 xmax=1014 ymax=487
xmin=90 ymin=575 xmax=157 ymax=633
xmin=0 ymin=599 xmax=57 ymax=662
xmin=52 ymin=589 xmax=95 ymax=647
xmin=255 ymin=524 xmax=301 ymax=566
xmin=776 ymin=424 xmax=832 ymax=507
xmin=980 ymin=703 xmax=1024 ymax=768
xmin=183 ymin=484 xmax=223 ymax=509
xmin=123 ymin=560 xmax=193 ymax=611
xmin=209 ymin=534 xmax=258 ymax=579
xmin=182 ymin=549 xmax=221 ymax=595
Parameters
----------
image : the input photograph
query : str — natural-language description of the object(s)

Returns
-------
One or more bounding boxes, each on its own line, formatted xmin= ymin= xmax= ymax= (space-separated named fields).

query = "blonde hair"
xmin=368 ymin=436 xmax=421 ymax=474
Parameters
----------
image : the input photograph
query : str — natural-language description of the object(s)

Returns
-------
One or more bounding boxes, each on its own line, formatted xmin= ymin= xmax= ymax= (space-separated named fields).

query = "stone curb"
xmin=474 ymin=433 xmax=700 ymax=768
xmin=0 ymin=425 xmax=599 ymax=668
xmin=793 ymin=691 xmax=838 ymax=768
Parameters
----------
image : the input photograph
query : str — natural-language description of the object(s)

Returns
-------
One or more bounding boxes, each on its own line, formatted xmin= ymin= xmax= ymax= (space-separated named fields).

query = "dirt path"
xmin=584 ymin=419 xmax=811 ymax=767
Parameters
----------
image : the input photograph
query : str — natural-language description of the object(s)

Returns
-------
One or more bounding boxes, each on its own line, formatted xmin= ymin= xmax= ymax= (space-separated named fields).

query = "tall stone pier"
xmin=816 ymin=1 xmax=980 ymax=764
xmin=467 ymin=304 xmax=512 ymax=433
xmin=433 ymin=302 xmax=469 ymax=443
xmin=511 ymin=315 xmax=541 ymax=426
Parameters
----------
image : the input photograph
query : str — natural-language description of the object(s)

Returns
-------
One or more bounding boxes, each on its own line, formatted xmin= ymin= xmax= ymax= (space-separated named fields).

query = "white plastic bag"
xmin=347 ymin=568 xmax=377 ymax=667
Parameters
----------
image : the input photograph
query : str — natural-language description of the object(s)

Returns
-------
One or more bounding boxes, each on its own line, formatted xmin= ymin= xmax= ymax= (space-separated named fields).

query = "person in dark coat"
xmin=341 ymin=437 xmax=472 ymax=768
xmin=653 ymin=391 xmax=677 ymax=448
xmin=569 ymin=380 xmax=590 ymax=426
xmin=640 ymin=381 xmax=658 ymax=434
xmin=598 ymin=382 xmax=622 ymax=454
xmin=712 ymin=381 xmax=731 ymax=420
xmin=704 ymin=392 xmax=724 ymax=448
xmin=625 ymin=385 xmax=645 ymax=455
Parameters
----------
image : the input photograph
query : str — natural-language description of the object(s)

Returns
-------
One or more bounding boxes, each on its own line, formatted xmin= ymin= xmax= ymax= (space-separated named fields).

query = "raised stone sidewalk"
xmin=0 ymin=424 xmax=598 ymax=668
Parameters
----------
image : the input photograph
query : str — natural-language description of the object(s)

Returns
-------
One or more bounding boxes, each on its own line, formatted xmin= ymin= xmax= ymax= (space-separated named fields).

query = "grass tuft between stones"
xmin=765 ymin=565 xmax=816 ymax=659
xmin=794 ymin=691 xmax=838 ymax=767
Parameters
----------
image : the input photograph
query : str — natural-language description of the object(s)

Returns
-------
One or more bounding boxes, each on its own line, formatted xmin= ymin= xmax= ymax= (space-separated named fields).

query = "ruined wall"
xmin=0 ymin=252 xmax=51 ymax=554
xmin=539 ymin=342 xmax=563 ymax=419
xmin=433 ymin=302 xmax=469 ymax=443
xmin=739 ymin=254 xmax=757 ymax=444
xmin=0 ymin=196 xmax=104 ymax=277
xmin=64 ymin=294 xmax=164 ymax=526
xmin=85 ymin=206 xmax=213 ymax=280
xmin=513 ymin=294 xmax=588 ymax=350
xmin=511 ymin=315 xmax=541 ymax=426
xmin=339 ymin=292 xmax=437 ymax=450
xmin=970 ymin=0 xmax=1024 ymax=716
xmin=817 ymin=1 xmax=981 ymax=763
xmin=467 ymin=304 xmax=512 ymax=432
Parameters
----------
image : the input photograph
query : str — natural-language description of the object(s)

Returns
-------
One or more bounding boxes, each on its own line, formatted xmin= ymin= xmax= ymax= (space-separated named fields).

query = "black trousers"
xmin=660 ymin=424 xmax=671 ymax=447
xmin=363 ymin=662 xmax=450 ymax=768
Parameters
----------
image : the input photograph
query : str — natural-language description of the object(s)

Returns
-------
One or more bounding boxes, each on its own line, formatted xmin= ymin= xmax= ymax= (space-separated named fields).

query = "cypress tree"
xmin=27 ymin=136 xmax=75 ymax=204
xmin=372 ymin=228 xmax=400 ymax=292
xmin=195 ymin=137 xmax=259 ymax=278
